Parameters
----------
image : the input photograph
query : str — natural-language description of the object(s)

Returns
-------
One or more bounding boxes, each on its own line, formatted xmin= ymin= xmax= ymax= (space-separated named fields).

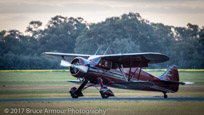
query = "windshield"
xmin=89 ymin=57 xmax=101 ymax=64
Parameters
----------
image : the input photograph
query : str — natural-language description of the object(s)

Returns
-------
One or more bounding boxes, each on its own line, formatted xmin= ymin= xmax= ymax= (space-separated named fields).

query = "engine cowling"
xmin=70 ymin=57 xmax=89 ymax=78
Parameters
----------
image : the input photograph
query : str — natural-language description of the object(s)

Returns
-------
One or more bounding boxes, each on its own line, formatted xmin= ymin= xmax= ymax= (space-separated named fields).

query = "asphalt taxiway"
xmin=1 ymin=97 xmax=204 ymax=102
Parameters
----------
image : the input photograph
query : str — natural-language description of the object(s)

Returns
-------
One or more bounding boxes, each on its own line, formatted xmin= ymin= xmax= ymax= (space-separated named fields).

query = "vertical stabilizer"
xmin=159 ymin=65 xmax=179 ymax=82
xmin=159 ymin=65 xmax=180 ymax=92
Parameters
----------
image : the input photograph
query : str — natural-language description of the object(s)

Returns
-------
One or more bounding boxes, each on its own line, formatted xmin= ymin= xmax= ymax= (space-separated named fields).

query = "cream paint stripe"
xmin=0 ymin=69 xmax=204 ymax=72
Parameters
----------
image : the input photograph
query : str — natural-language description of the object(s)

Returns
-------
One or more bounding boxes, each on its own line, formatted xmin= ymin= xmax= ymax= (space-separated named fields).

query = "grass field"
xmin=0 ymin=71 xmax=203 ymax=98
xmin=0 ymin=71 xmax=204 ymax=115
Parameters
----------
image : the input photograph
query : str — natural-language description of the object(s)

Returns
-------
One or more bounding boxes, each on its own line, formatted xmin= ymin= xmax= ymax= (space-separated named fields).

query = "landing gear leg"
xmin=97 ymin=78 xmax=114 ymax=98
xmin=163 ymin=92 xmax=168 ymax=98
xmin=69 ymin=80 xmax=88 ymax=98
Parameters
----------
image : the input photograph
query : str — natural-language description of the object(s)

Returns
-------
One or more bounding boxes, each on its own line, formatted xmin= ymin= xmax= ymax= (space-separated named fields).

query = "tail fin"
xmin=159 ymin=65 xmax=181 ymax=92
xmin=159 ymin=65 xmax=179 ymax=82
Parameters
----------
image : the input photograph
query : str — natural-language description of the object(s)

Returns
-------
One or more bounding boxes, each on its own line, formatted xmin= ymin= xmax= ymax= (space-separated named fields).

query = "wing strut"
xmin=128 ymin=57 xmax=132 ymax=81
xmin=119 ymin=64 xmax=128 ymax=81
xmin=128 ymin=61 xmax=143 ymax=81
xmin=137 ymin=67 xmax=142 ymax=80
xmin=62 ymin=56 xmax=65 ymax=60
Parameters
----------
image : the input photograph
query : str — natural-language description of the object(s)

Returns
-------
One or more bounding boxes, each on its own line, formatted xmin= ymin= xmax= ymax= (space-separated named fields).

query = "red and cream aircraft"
xmin=43 ymin=52 xmax=186 ymax=98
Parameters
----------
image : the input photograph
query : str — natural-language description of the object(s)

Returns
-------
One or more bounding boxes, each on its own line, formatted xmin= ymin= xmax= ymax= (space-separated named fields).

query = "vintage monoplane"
xmin=43 ymin=52 xmax=186 ymax=98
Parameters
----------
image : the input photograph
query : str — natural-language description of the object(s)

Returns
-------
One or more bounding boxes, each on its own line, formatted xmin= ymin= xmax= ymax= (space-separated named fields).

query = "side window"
xmin=104 ymin=60 xmax=112 ymax=68
xmin=102 ymin=60 xmax=105 ymax=67
xmin=98 ymin=59 xmax=112 ymax=69
xmin=98 ymin=60 xmax=104 ymax=66
xmin=111 ymin=62 xmax=119 ymax=70
xmin=107 ymin=61 xmax=112 ymax=68
xmin=98 ymin=61 xmax=102 ymax=66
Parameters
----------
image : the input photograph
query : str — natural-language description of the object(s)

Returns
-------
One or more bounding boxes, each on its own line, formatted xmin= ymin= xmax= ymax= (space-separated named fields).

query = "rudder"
xmin=159 ymin=65 xmax=180 ymax=92
xmin=159 ymin=65 xmax=179 ymax=82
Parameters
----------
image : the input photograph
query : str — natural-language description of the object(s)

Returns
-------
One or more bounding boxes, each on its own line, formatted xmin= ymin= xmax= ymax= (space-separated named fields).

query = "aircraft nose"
xmin=70 ymin=57 xmax=90 ymax=78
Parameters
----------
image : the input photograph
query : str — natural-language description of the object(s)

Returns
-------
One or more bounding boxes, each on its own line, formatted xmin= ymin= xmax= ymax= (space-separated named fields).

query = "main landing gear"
xmin=69 ymin=80 xmax=88 ymax=98
xmin=98 ymin=78 xmax=114 ymax=98
xmin=163 ymin=92 xmax=168 ymax=98
xmin=69 ymin=78 xmax=114 ymax=99
xmin=100 ymin=88 xmax=114 ymax=98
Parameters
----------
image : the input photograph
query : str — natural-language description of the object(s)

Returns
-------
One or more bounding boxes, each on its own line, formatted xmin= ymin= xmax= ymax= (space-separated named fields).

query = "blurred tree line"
xmin=0 ymin=12 xmax=203 ymax=69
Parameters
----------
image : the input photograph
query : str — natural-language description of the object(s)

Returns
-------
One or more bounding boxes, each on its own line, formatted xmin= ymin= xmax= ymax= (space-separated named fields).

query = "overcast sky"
xmin=0 ymin=0 xmax=204 ymax=32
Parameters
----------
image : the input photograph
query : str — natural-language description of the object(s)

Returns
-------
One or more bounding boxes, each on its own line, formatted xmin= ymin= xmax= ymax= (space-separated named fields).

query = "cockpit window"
xmin=90 ymin=57 xmax=101 ymax=64
xmin=99 ymin=59 xmax=112 ymax=69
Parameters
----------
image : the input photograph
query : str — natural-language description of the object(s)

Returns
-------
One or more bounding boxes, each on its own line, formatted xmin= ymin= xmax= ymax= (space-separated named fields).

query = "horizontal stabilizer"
xmin=160 ymin=80 xmax=186 ymax=85
xmin=183 ymin=82 xmax=195 ymax=85
xmin=111 ymin=81 xmax=154 ymax=89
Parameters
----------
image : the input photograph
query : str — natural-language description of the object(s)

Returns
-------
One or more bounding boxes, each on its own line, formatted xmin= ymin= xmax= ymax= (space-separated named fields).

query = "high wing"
xmin=42 ymin=52 xmax=91 ymax=60
xmin=100 ymin=52 xmax=169 ymax=68
xmin=43 ymin=52 xmax=169 ymax=67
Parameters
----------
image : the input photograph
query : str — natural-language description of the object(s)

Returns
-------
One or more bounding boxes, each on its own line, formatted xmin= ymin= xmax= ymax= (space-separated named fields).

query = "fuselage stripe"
xmin=88 ymin=68 xmax=126 ymax=81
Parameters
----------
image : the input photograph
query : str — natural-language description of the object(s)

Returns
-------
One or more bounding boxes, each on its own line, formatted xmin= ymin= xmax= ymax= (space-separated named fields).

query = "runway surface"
xmin=1 ymin=97 xmax=204 ymax=102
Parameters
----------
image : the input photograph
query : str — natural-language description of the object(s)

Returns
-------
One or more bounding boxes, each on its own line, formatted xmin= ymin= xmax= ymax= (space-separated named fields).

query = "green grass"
xmin=0 ymin=71 xmax=204 ymax=115
xmin=149 ymin=71 xmax=204 ymax=82
xmin=0 ymin=72 xmax=74 ymax=82
xmin=0 ymin=71 xmax=203 ymax=86
xmin=0 ymin=71 xmax=204 ymax=98
xmin=0 ymin=72 xmax=78 ymax=86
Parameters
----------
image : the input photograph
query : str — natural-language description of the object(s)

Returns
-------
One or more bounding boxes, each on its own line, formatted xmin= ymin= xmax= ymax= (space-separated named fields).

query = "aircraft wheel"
xmin=100 ymin=91 xmax=109 ymax=98
xmin=69 ymin=87 xmax=79 ymax=98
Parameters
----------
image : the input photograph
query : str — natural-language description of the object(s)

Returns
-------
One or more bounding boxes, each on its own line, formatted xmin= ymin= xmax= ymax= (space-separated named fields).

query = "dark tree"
xmin=0 ymin=13 xmax=203 ymax=69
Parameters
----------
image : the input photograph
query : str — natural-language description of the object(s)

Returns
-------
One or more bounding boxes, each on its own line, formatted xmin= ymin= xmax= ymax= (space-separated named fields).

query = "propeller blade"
xmin=75 ymin=65 xmax=88 ymax=73
xmin=60 ymin=60 xmax=71 ymax=67
xmin=60 ymin=60 xmax=88 ymax=73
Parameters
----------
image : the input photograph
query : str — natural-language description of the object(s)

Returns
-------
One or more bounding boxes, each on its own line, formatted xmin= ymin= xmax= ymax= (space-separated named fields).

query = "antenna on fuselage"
xmin=94 ymin=47 xmax=100 ymax=55
xmin=103 ymin=46 xmax=109 ymax=55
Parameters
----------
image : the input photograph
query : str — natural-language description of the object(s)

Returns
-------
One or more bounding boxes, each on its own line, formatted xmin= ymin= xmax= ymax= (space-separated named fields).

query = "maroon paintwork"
xmin=43 ymin=52 xmax=183 ymax=98
xmin=69 ymin=57 xmax=182 ymax=98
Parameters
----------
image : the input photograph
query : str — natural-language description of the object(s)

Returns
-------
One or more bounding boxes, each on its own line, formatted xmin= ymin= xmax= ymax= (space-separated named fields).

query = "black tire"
xmin=69 ymin=87 xmax=79 ymax=98
xmin=100 ymin=91 xmax=109 ymax=98
xmin=164 ymin=94 xmax=168 ymax=98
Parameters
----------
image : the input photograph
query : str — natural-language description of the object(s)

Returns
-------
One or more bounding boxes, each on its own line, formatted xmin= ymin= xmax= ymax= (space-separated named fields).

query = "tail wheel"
xmin=164 ymin=94 xmax=168 ymax=98
xmin=69 ymin=87 xmax=79 ymax=98
xmin=163 ymin=92 xmax=168 ymax=98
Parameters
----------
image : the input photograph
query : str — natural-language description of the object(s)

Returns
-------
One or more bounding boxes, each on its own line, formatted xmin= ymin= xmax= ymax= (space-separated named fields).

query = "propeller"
xmin=60 ymin=60 xmax=71 ymax=67
xmin=60 ymin=60 xmax=88 ymax=73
